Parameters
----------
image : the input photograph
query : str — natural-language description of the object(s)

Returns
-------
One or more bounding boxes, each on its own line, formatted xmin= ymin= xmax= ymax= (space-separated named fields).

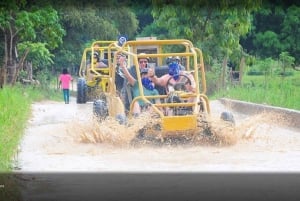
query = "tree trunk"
xmin=222 ymin=57 xmax=228 ymax=89
xmin=2 ymin=21 xmax=19 ymax=85
xmin=6 ymin=64 xmax=17 ymax=84
xmin=0 ymin=67 xmax=5 ymax=88
xmin=239 ymin=56 xmax=245 ymax=84
xmin=1 ymin=32 xmax=8 ymax=87
xmin=12 ymin=48 xmax=29 ymax=84
xmin=26 ymin=61 xmax=33 ymax=80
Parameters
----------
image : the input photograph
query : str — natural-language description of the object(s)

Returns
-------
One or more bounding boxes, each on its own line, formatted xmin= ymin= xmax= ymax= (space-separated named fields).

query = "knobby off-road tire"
xmin=77 ymin=78 xmax=87 ymax=104
xmin=220 ymin=111 xmax=235 ymax=124
xmin=93 ymin=99 xmax=108 ymax=121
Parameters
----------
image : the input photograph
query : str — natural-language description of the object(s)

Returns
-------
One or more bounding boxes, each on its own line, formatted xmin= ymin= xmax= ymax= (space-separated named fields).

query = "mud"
xmin=15 ymin=97 xmax=300 ymax=172
xmin=11 ymin=97 xmax=300 ymax=201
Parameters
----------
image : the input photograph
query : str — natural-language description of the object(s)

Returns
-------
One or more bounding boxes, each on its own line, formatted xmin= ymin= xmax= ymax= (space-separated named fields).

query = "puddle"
xmin=14 ymin=98 xmax=300 ymax=173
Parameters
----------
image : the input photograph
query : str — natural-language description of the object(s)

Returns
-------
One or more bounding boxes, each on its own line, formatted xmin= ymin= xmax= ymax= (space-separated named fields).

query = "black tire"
xmin=77 ymin=78 xmax=87 ymax=104
xmin=220 ymin=111 xmax=235 ymax=124
xmin=93 ymin=99 xmax=108 ymax=121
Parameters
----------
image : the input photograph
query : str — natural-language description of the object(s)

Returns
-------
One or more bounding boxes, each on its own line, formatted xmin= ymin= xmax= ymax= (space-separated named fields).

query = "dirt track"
xmin=15 ymin=97 xmax=300 ymax=172
xmin=12 ymin=97 xmax=300 ymax=201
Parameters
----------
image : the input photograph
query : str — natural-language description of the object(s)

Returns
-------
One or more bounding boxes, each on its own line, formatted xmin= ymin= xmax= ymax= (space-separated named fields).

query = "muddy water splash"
xmin=73 ymin=109 xmax=299 ymax=149
xmin=16 ymin=100 xmax=300 ymax=173
xmin=69 ymin=112 xmax=239 ymax=147
xmin=68 ymin=113 xmax=157 ymax=146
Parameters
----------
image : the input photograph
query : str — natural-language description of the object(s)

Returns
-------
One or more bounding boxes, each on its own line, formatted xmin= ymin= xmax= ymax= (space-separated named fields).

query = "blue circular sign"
xmin=118 ymin=35 xmax=128 ymax=46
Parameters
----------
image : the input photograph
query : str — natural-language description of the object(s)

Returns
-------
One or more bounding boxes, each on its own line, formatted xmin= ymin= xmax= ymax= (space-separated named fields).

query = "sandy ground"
xmin=14 ymin=97 xmax=300 ymax=173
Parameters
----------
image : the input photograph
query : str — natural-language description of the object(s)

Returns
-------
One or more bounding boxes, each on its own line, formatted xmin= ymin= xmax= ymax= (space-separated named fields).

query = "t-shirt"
xmin=59 ymin=74 xmax=72 ymax=89
xmin=132 ymin=81 xmax=159 ymax=106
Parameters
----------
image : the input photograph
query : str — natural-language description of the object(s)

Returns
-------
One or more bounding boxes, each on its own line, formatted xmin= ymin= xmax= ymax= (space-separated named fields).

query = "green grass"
xmin=0 ymin=86 xmax=32 ymax=172
xmin=0 ymin=82 xmax=62 ymax=201
xmin=212 ymin=70 xmax=300 ymax=110
xmin=0 ymin=84 xmax=61 ymax=172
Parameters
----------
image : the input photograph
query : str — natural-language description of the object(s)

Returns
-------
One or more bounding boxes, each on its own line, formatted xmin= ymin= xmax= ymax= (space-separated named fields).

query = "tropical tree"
xmin=281 ymin=5 xmax=300 ymax=64
xmin=151 ymin=0 xmax=261 ymax=88
xmin=17 ymin=42 xmax=54 ymax=83
xmin=52 ymin=1 xmax=139 ymax=71
xmin=279 ymin=51 xmax=295 ymax=76
xmin=242 ymin=2 xmax=300 ymax=64
xmin=0 ymin=1 xmax=65 ymax=85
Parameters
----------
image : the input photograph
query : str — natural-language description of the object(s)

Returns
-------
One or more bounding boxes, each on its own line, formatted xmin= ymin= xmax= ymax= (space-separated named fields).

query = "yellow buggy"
xmin=79 ymin=39 xmax=235 ymax=144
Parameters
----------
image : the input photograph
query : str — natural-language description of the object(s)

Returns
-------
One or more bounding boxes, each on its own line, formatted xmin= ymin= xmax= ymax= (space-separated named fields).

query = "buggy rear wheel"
xmin=77 ymin=78 xmax=87 ymax=104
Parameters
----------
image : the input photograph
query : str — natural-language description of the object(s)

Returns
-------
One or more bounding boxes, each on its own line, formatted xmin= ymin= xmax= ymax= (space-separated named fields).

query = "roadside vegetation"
xmin=1 ymin=0 xmax=300 ymax=172
xmin=1 ymin=1 xmax=299 ymax=200
xmin=212 ymin=58 xmax=300 ymax=110
xmin=0 ymin=82 xmax=61 ymax=172
xmin=0 ymin=79 xmax=61 ymax=200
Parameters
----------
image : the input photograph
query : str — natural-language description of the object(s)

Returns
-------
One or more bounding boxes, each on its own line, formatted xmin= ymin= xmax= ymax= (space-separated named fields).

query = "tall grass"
xmin=213 ymin=70 xmax=300 ymax=110
xmin=0 ymin=84 xmax=61 ymax=172
xmin=0 ymin=86 xmax=30 ymax=171
xmin=0 ymin=82 xmax=62 ymax=201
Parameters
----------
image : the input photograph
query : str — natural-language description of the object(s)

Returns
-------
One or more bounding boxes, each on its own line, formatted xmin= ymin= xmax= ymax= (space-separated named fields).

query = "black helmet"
xmin=166 ymin=56 xmax=173 ymax=65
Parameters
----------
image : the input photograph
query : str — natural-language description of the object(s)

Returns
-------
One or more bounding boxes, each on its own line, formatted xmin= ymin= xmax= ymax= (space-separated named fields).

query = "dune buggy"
xmin=78 ymin=39 xmax=235 ymax=144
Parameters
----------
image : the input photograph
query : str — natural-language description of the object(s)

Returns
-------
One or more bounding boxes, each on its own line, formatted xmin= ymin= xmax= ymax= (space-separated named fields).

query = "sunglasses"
xmin=139 ymin=60 xmax=148 ymax=64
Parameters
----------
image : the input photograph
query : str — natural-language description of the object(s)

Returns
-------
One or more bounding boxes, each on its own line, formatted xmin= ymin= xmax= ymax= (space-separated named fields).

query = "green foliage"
xmin=213 ymin=68 xmax=300 ymax=110
xmin=253 ymin=31 xmax=282 ymax=57
xmin=150 ymin=2 xmax=256 ymax=67
xmin=206 ymin=60 xmax=223 ymax=94
xmin=0 ymin=86 xmax=32 ymax=171
xmin=246 ymin=57 xmax=281 ymax=91
xmin=0 ymin=1 xmax=65 ymax=85
xmin=55 ymin=4 xmax=138 ymax=67
xmin=242 ymin=3 xmax=300 ymax=64
xmin=281 ymin=6 xmax=300 ymax=62
xmin=13 ymin=6 xmax=66 ymax=49
xmin=18 ymin=42 xmax=54 ymax=70
xmin=279 ymin=51 xmax=295 ymax=74
xmin=0 ymin=83 xmax=61 ymax=172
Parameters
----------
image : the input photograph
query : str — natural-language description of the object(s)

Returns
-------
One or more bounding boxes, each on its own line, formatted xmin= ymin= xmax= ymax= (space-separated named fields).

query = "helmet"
xmin=166 ymin=56 xmax=173 ymax=65
xmin=174 ymin=56 xmax=180 ymax=61
xmin=168 ymin=62 xmax=180 ymax=80
xmin=138 ymin=53 xmax=150 ymax=61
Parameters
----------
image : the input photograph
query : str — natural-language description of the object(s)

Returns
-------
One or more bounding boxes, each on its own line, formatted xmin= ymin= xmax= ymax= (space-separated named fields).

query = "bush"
xmin=247 ymin=70 xmax=264 ymax=76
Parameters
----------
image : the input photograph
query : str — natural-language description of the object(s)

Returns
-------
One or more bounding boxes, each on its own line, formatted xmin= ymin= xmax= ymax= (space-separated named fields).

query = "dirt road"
xmin=15 ymin=97 xmax=300 ymax=172
xmin=12 ymin=97 xmax=300 ymax=201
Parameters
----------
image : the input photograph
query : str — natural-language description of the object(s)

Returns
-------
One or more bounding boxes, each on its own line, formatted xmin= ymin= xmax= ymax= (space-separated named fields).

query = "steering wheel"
xmin=165 ymin=74 xmax=192 ymax=94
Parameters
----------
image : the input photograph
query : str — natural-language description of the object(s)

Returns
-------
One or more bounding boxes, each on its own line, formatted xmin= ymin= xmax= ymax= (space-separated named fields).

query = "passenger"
xmin=86 ymin=52 xmax=108 ymax=81
xmin=121 ymin=53 xmax=151 ymax=110
xmin=93 ymin=52 xmax=107 ymax=68
xmin=166 ymin=56 xmax=185 ymax=70
xmin=149 ymin=61 xmax=196 ymax=93
xmin=128 ymin=52 xmax=150 ymax=78
xmin=174 ymin=56 xmax=185 ymax=70
xmin=118 ymin=55 xmax=161 ymax=116
xmin=149 ymin=62 xmax=196 ymax=115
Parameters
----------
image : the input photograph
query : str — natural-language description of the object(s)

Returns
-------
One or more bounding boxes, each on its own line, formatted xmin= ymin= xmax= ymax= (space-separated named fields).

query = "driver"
xmin=148 ymin=62 xmax=196 ymax=93
xmin=118 ymin=55 xmax=161 ymax=116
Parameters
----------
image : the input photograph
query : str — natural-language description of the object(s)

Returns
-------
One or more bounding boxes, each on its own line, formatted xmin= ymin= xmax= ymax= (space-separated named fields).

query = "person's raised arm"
xmin=148 ymin=68 xmax=165 ymax=86
xmin=119 ymin=56 xmax=136 ymax=86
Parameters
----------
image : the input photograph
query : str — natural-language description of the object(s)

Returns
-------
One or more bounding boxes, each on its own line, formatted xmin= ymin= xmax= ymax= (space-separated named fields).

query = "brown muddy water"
xmin=14 ymin=97 xmax=300 ymax=173
xmin=11 ymin=97 xmax=300 ymax=201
